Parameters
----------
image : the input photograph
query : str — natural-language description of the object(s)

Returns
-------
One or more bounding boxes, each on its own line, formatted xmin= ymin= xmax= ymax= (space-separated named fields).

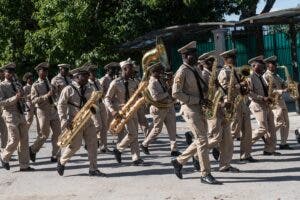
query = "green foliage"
xmin=0 ymin=0 xmax=262 ymax=75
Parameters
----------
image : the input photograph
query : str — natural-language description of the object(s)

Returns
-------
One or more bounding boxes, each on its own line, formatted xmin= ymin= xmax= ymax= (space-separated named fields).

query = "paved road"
xmin=0 ymin=112 xmax=300 ymax=200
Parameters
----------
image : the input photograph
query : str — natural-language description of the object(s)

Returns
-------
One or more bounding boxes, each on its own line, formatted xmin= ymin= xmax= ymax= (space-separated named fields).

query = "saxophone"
xmin=267 ymin=75 xmax=280 ymax=108
xmin=279 ymin=65 xmax=299 ymax=100
xmin=204 ymin=56 xmax=222 ymax=119
xmin=57 ymin=91 xmax=103 ymax=147
xmin=109 ymin=37 xmax=169 ymax=135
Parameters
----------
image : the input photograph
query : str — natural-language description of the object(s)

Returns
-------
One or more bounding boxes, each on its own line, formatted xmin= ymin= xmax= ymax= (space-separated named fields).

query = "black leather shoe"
xmin=132 ymin=159 xmax=146 ymax=166
xmin=50 ymin=156 xmax=58 ymax=162
xmin=220 ymin=166 xmax=240 ymax=173
xmin=0 ymin=157 xmax=10 ymax=170
xmin=295 ymin=129 xmax=300 ymax=144
xmin=240 ymin=156 xmax=258 ymax=163
xmin=263 ymin=151 xmax=281 ymax=156
xmin=29 ymin=147 xmax=36 ymax=162
xmin=212 ymin=148 xmax=220 ymax=161
xmin=20 ymin=167 xmax=35 ymax=172
xmin=192 ymin=157 xmax=200 ymax=171
xmin=185 ymin=131 xmax=193 ymax=145
xmin=171 ymin=158 xmax=182 ymax=179
xmin=57 ymin=160 xmax=65 ymax=176
xmin=140 ymin=144 xmax=150 ymax=155
xmin=84 ymin=144 xmax=88 ymax=150
xmin=279 ymin=144 xmax=294 ymax=150
xmin=201 ymin=174 xmax=222 ymax=185
xmin=113 ymin=148 xmax=122 ymax=163
xmin=171 ymin=151 xmax=181 ymax=157
xmin=89 ymin=169 xmax=106 ymax=176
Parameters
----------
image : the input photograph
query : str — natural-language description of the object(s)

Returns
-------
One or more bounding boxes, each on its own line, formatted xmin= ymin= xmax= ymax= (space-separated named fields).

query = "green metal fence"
xmin=170 ymin=31 xmax=300 ymax=81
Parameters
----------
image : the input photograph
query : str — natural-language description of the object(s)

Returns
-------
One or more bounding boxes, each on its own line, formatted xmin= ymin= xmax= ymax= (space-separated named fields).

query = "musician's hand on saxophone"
xmin=66 ymin=120 xmax=73 ymax=130
xmin=200 ymin=98 xmax=212 ymax=109
xmin=221 ymin=101 xmax=233 ymax=110
xmin=112 ymin=110 xmax=122 ymax=119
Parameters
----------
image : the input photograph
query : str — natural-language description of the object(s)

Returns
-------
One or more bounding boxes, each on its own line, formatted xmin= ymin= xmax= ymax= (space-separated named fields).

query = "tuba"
xmin=204 ymin=56 xmax=222 ymax=119
xmin=278 ymin=65 xmax=299 ymax=100
xmin=57 ymin=91 xmax=103 ymax=147
xmin=109 ymin=37 xmax=169 ymax=135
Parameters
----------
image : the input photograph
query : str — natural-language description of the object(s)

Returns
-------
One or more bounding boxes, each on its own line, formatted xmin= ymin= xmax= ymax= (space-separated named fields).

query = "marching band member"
xmin=0 ymin=63 xmax=34 ymax=171
xmin=57 ymin=66 xmax=104 ymax=176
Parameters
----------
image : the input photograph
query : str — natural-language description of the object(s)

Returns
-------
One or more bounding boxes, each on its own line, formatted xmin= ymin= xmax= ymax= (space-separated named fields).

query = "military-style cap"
xmin=35 ymin=62 xmax=50 ymax=71
xmin=148 ymin=62 xmax=163 ymax=72
xmin=58 ymin=63 xmax=71 ymax=69
xmin=220 ymin=49 xmax=237 ymax=58
xmin=120 ymin=60 xmax=133 ymax=69
xmin=198 ymin=50 xmax=216 ymax=61
xmin=263 ymin=55 xmax=277 ymax=63
xmin=80 ymin=62 xmax=97 ymax=72
xmin=2 ymin=62 xmax=16 ymax=72
xmin=104 ymin=62 xmax=120 ymax=70
xmin=69 ymin=66 xmax=89 ymax=76
xmin=248 ymin=55 xmax=264 ymax=65
xmin=177 ymin=41 xmax=197 ymax=54
xmin=22 ymin=72 xmax=33 ymax=82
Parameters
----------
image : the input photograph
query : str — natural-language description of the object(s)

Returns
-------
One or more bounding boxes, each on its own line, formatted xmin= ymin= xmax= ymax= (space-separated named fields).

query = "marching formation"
xmin=0 ymin=39 xmax=298 ymax=185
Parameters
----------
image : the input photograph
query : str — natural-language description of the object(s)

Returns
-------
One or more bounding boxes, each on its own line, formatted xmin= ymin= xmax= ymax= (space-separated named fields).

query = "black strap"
xmin=158 ymin=79 xmax=167 ymax=93
xmin=67 ymin=101 xmax=81 ymax=108
xmin=124 ymin=80 xmax=130 ymax=101
xmin=10 ymin=82 xmax=24 ymax=114
xmin=185 ymin=65 xmax=204 ymax=100
xmin=44 ymin=80 xmax=54 ymax=104
xmin=93 ymin=81 xmax=100 ymax=91
xmin=70 ymin=84 xmax=87 ymax=108
xmin=64 ymin=76 xmax=69 ymax=85
xmin=258 ymin=75 xmax=268 ymax=97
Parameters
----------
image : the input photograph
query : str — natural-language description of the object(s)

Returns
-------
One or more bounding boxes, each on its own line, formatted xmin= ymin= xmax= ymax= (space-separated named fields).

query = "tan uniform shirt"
xmin=0 ymin=79 xmax=23 ymax=113
xmin=248 ymin=72 xmax=269 ymax=111
xmin=104 ymin=77 xmax=138 ymax=113
xmin=99 ymin=74 xmax=112 ymax=95
xmin=263 ymin=69 xmax=286 ymax=108
xmin=58 ymin=81 xmax=94 ymax=129
xmin=31 ymin=78 xmax=56 ymax=110
xmin=148 ymin=76 xmax=173 ymax=104
xmin=51 ymin=73 xmax=72 ymax=100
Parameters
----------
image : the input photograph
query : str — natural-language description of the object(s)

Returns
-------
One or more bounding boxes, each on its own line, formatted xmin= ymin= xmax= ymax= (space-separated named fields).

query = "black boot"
xmin=140 ymin=144 xmax=150 ymax=155
xmin=57 ymin=160 xmax=65 ymax=176
xmin=171 ymin=158 xmax=183 ymax=179
xmin=132 ymin=159 xmax=146 ymax=166
xmin=212 ymin=148 xmax=220 ymax=161
xmin=185 ymin=131 xmax=193 ymax=145
xmin=20 ymin=166 xmax=35 ymax=172
xmin=192 ymin=157 xmax=200 ymax=171
xmin=50 ymin=156 xmax=58 ymax=163
xmin=201 ymin=174 xmax=222 ymax=185
xmin=29 ymin=147 xmax=36 ymax=163
xmin=295 ymin=130 xmax=300 ymax=144
xmin=240 ymin=156 xmax=258 ymax=163
xmin=0 ymin=157 xmax=10 ymax=170
xmin=113 ymin=148 xmax=122 ymax=163
xmin=171 ymin=151 xmax=181 ymax=157
xmin=89 ymin=169 xmax=106 ymax=177
xmin=279 ymin=144 xmax=293 ymax=150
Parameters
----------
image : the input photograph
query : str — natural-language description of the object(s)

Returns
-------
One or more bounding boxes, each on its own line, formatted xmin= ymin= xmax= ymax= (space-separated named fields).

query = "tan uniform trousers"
xmin=1 ymin=111 xmax=29 ymax=169
xmin=273 ymin=106 xmax=289 ymax=145
xmin=116 ymin=116 xmax=140 ymax=161
xmin=207 ymin=110 xmax=233 ymax=171
xmin=31 ymin=108 xmax=61 ymax=156
xmin=0 ymin=115 xmax=7 ymax=148
xmin=142 ymin=106 xmax=177 ymax=151
xmin=251 ymin=106 xmax=276 ymax=153
xmin=92 ymin=102 xmax=108 ymax=148
xmin=231 ymin=102 xmax=252 ymax=159
xmin=60 ymin=121 xmax=98 ymax=171
xmin=25 ymin=108 xmax=41 ymax=138
xmin=176 ymin=105 xmax=211 ymax=177
xmin=137 ymin=106 xmax=149 ymax=136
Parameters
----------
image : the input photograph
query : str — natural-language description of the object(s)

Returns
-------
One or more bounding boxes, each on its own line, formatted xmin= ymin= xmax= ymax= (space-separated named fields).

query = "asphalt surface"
xmin=0 ymin=112 xmax=300 ymax=200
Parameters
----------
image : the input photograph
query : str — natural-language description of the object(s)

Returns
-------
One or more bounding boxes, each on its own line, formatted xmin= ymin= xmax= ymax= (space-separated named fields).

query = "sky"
xmin=225 ymin=0 xmax=300 ymax=21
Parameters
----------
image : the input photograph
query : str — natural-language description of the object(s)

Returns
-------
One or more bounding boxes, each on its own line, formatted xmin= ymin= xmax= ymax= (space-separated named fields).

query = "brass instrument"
xmin=278 ymin=65 xmax=299 ymax=100
xmin=267 ymin=75 xmax=279 ymax=107
xmin=109 ymin=37 xmax=169 ymax=135
xmin=57 ymin=91 xmax=103 ymax=147
xmin=224 ymin=64 xmax=237 ymax=122
xmin=204 ymin=56 xmax=222 ymax=119
xmin=12 ymin=76 xmax=29 ymax=112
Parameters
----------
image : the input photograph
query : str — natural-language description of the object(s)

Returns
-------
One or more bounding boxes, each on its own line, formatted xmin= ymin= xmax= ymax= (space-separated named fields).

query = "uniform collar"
xmin=38 ymin=78 xmax=46 ymax=82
